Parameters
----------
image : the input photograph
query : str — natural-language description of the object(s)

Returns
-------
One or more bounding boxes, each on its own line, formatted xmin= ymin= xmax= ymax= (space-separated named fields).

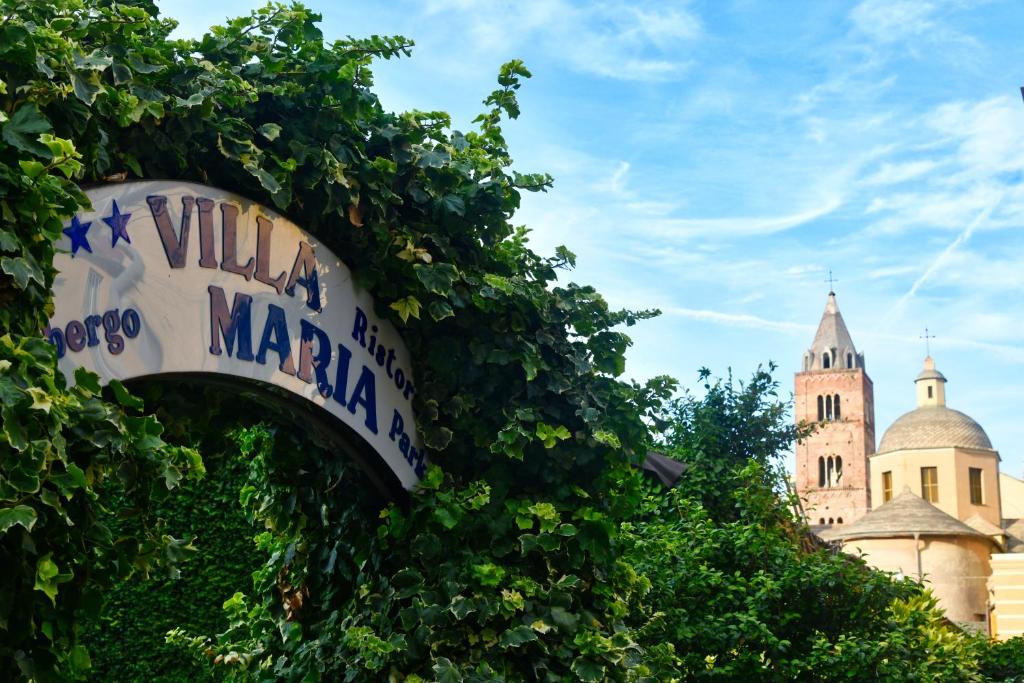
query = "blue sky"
xmin=159 ymin=0 xmax=1024 ymax=475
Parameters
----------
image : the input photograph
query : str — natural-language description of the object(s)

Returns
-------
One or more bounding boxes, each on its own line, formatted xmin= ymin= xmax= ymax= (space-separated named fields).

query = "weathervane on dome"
xmin=920 ymin=326 xmax=936 ymax=356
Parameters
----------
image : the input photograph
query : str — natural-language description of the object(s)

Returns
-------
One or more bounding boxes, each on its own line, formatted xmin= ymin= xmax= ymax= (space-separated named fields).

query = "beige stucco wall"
xmin=990 ymin=553 xmax=1024 ymax=640
xmin=844 ymin=535 xmax=993 ymax=626
xmin=869 ymin=447 xmax=1001 ymax=527
xmin=1000 ymin=473 xmax=1024 ymax=521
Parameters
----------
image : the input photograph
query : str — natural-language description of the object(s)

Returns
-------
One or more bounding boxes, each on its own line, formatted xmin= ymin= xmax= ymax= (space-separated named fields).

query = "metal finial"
xmin=920 ymin=326 xmax=936 ymax=356
xmin=825 ymin=269 xmax=838 ymax=294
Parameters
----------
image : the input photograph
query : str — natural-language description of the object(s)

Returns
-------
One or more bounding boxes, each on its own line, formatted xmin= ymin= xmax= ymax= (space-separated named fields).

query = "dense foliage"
xmin=1 ymin=0 xmax=1023 ymax=681
xmin=82 ymin=386 xmax=270 ymax=682
xmin=623 ymin=370 xmax=1014 ymax=680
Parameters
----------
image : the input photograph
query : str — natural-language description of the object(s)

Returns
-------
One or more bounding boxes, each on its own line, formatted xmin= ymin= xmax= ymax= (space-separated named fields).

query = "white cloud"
xmin=849 ymin=0 xmax=936 ymax=43
xmin=862 ymin=159 xmax=942 ymax=185
xmin=663 ymin=306 xmax=812 ymax=336
xmin=418 ymin=0 xmax=702 ymax=82
xmin=644 ymin=194 xmax=843 ymax=240
xmin=889 ymin=197 xmax=1001 ymax=315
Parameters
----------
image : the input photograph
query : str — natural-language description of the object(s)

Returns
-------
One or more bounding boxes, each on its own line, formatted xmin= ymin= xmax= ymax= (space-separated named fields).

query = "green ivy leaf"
xmin=71 ymin=70 xmax=101 ymax=105
xmin=441 ymin=194 xmax=465 ymax=216
xmin=1 ymin=256 xmax=44 ymax=290
xmin=18 ymin=160 xmax=46 ymax=179
xmin=258 ymin=122 xmax=282 ymax=141
xmin=244 ymin=163 xmax=281 ymax=193
xmin=536 ymin=423 xmax=571 ymax=448
xmin=68 ymin=644 xmax=92 ymax=674
xmin=427 ymin=300 xmax=454 ymax=321
xmin=414 ymin=263 xmax=458 ymax=295
xmin=499 ymin=624 xmax=538 ymax=649
xmin=74 ymin=367 xmax=102 ymax=394
xmin=34 ymin=554 xmax=72 ymax=605
xmin=1 ymin=104 xmax=52 ymax=157
xmin=571 ymin=657 xmax=605 ymax=682
xmin=432 ymin=658 xmax=463 ymax=683
xmin=73 ymin=49 xmax=113 ymax=70
xmin=390 ymin=296 xmax=421 ymax=323
xmin=419 ymin=465 xmax=444 ymax=490
xmin=0 ymin=505 xmax=38 ymax=533
xmin=26 ymin=387 xmax=52 ymax=413
xmin=109 ymin=380 xmax=144 ymax=410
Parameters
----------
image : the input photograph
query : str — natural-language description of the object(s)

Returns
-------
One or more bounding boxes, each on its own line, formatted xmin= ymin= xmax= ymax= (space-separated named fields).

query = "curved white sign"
xmin=48 ymin=181 xmax=425 ymax=490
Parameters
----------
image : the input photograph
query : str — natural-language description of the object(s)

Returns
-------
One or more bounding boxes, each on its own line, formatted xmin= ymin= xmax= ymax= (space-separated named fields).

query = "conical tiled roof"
xmin=821 ymin=489 xmax=992 ymax=543
xmin=802 ymin=292 xmax=862 ymax=371
xmin=811 ymin=293 xmax=857 ymax=354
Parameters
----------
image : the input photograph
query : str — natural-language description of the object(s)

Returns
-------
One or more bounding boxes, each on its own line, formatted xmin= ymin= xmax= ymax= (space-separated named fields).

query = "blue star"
xmin=103 ymin=199 xmax=132 ymax=247
xmin=62 ymin=216 xmax=92 ymax=257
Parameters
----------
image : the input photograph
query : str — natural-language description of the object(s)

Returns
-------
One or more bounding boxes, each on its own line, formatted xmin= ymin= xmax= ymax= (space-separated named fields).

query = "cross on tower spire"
xmin=825 ymin=269 xmax=838 ymax=294
xmin=920 ymin=326 xmax=936 ymax=356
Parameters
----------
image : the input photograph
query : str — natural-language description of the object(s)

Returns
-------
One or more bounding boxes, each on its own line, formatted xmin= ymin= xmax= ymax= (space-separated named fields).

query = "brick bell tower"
xmin=794 ymin=290 xmax=875 ymax=530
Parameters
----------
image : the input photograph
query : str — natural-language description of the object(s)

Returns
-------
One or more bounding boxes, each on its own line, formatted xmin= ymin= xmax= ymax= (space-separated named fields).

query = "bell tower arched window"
xmin=823 ymin=353 xmax=830 ymax=369
xmin=818 ymin=456 xmax=826 ymax=487
xmin=826 ymin=456 xmax=834 ymax=487
xmin=834 ymin=394 xmax=841 ymax=420
xmin=817 ymin=395 xmax=824 ymax=421
xmin=825 ymin=395 xmax=833 ymax=420
xmin=835 ymin=456 xmax=842 ymax=484
xmin=847 ymin=352 xmax=853 ymax=368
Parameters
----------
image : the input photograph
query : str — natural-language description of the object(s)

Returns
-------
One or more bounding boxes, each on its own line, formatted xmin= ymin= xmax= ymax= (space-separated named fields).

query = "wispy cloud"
xmin=646 ymin=196 xmax=844 ymax=239
xmin=663 ymin=306 xmax=813 ymax=335
xmin=421 ymin=0 xmax=701 ymax=82
xmin=888 ymin=196 xmax=1002 ymax=316
xmin=849 ymin=0 xmax=937 ymax=43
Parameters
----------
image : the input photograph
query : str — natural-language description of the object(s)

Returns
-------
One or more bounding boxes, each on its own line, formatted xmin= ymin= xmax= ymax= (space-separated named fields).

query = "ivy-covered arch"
xmin=0 ymin=2 xmax=665 ymax=679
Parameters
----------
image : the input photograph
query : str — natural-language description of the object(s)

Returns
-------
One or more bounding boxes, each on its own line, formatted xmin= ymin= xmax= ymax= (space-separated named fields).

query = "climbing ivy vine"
xmin=0 ymin=1 xmax=666 ymax=679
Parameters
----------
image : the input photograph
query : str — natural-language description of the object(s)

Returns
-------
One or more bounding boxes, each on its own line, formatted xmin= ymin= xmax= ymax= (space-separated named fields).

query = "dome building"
xmin=870 ymin=356 xmax=1002 ymax=529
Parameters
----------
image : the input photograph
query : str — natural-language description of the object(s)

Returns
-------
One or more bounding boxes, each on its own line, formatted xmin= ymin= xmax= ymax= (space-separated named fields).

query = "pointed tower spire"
xmin=802 ymin=292 xmax=863 ymax=372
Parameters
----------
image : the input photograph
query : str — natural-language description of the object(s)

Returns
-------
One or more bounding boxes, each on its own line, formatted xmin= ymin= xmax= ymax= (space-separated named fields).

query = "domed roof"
xmin=878 ymin=406 xmax=993 ymax=453
xmin=822 ymin=489 xmax=993 ymax=543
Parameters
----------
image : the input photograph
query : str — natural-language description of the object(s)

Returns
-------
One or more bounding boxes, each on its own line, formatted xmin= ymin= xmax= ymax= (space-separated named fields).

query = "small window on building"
xmin=921 ymin=466 xmax=939 ymax=503
xmin=928 ymin=386 xmax=933 ymax=399
xmin=827 ymin=457 xmax=834 ymax=488
xmin=823 ymin=354 xmax=830 ymax=369
xmin=837 ymin=517 xmax=843 ymax=524
xmin=847 ymin=352 xmax=853 ymax=368
xmin=882 ymin=471 xmax=893 ymax=502
xmin=828 ymin=517 xmax=834 ymax=524
xmin=818 ymin=456 xmax=826 ymax=487
xmin=969 ymin=467 xmax=983 ymax=505
xmin=835 ymin=456 xmax=842 ymax=484
xmin=834 ymin=394 xmax=841 ymax=420
xmin=817 ymin=395 xmax=824 ymax=421
xmin=819 ymin=518 xmax=825 ymax=525
xmin=826 ymin=395 xmax=833 ymax=420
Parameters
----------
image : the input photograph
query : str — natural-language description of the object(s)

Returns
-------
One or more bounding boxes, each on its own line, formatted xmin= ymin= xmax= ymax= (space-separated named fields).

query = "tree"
xmin=624 ymin=367 xmax=1003 ymax=681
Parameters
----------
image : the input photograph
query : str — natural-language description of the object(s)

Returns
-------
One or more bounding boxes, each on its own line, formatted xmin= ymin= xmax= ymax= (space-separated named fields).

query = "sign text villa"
xmin=47 ymin=181 xmax=425 ymax=490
